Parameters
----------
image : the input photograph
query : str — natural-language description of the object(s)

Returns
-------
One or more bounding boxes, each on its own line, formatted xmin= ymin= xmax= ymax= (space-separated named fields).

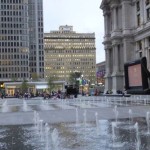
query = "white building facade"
xmin=100 ymin=0 xmax=150 ymax=93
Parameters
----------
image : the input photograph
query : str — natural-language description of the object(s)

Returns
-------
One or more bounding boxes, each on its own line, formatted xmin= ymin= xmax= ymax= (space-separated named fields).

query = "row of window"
xmin=1 ymin=10 xmax=23 ymax=16
xmin=45 ymin=44 xmax=95 ymax=48
xmin=0 ymin=36 xmax=23 ymax=41
xmin=45 ymin=35 xmax=95 ymax=39
xmin=30 ymin=44 xmax=43 ymax=49
xmin=45 ymin=47 xmax=95 ymax=51
xmin=137 ymin=1 xmax=150 ymax=11
xmin=0 ymin=48 xmax=28 ymax=53
xmin=1 ymin=23 xmax=27 ymax=29
xmin=29 ymin=50 xmax=44 ymax=55
xmin=136 ymin=1 xmax=150 ymax=26
xmin=29 ymin=56 xmax=44 ymax=61
xmin=0 ymin=61 xmax=28 ymax=65
xmin=45 ymin=55 xmax=95 ymax=59
xmin=0 ymin=42 xmax=28 ymax=47
xmin=0 ymin=67 xmax=28 ymax=71
xmin=45 ymin=57 xmax=93 ymax=62
xmin=45 ymin=50 xmax=95 ymax=53
xmin=137 ymin=8 xmax=150 ymax=26
xmin=45 ymin=61 xmax=94 ymax=66
xmin=45 ymin=42 xmax=94 ymax=45
xmin=0 ymin=73 xmax=28 ymax=78
xmin=137 ymin=37 xmax=150 ymax=50
xmin=46 ymin=71 xmax=95 ymax=75
xmin=29 ymin=62 xmax=44 ymax=67
xmin=1 ymin=5 xmax=25 ymax=10
xmin=46 ymin=66 xmax=95 ymax=70
xmin=30 ymin=68 xmax=44 ymax=73
xmin=0 ymin=55 xmax=28 ymax=59
xmin=44 ymin=39 xmax=95 ymax=42
xmin=1 ymin=0 xmax=24 ymax=3
xmin=1 ymin=17 xmax=27 ymax=23
xmin=137 ymin=0 xmax=150 ymax=12
xmin=30 ymin=33 xmax=43 ymax=39
xmin=0 ymin=15 xmax=28 ymax=24
xmin=0 ymin=29 xmax=28 ymax=34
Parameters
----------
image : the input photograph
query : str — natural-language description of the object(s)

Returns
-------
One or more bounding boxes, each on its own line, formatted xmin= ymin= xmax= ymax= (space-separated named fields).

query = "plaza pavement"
xmin=0 ymin=95 xmax=149 ymax=125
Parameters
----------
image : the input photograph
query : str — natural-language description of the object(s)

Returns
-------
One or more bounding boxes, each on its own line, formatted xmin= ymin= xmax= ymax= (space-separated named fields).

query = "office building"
xmin=0 ymin=0 xmax=44 ymax=84
xmin=100 ymin=0 xmax=150 ymax=93
xmin=44 ymin=25 xmax=96 ymax=84
xmin=28 ymin=0 xmax=44 ymax=79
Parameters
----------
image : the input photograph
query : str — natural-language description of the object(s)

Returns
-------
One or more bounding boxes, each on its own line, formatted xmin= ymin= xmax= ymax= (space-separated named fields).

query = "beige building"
xmin=100 ymin=0 xmax=150 ymax=93
xmin=44 ymin=25 xmax=96 ymax=84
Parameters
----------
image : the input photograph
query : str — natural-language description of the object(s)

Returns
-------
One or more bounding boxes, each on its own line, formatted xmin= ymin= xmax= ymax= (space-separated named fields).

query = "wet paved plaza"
xmin=0 ymin=95 xmax=150 ymax=149
xmin=0 ymin=95 xmax=149 ymax=125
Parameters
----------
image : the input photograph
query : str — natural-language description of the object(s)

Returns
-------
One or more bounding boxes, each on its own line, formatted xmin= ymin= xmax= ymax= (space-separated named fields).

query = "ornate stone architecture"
xmin=100 ymin=0 xmax=150 ymax=93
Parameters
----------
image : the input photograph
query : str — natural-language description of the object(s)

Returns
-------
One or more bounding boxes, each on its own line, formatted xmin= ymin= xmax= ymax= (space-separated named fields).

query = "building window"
xmin=138 ymin=41 xmax=142 ymax=50
xmin=147 ymin=8 xmax=150 ymax=21
xmin=148 ymin=37 xmax=150 ymax=46
xmin=137 ymin=14 xmax=140 ymax=26
xmin=146 ymin=0 xmax=150 ymax=5
xmin=139 ymin=51 xmax=142 ymax=57
xmin=136 ymin=1 xmax=140 ymax=12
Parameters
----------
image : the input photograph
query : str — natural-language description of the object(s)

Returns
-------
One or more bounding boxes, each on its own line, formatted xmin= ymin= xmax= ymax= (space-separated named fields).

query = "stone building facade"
xmin=44 ymin=25 xmax=96 ymax=84
xmin=100 ymin=0 xmax=150 ymax=93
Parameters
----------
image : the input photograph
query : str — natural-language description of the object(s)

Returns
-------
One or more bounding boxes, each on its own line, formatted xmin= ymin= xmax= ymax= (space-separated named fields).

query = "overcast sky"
xmin=43 ymin=0 xmax=104 ymax=63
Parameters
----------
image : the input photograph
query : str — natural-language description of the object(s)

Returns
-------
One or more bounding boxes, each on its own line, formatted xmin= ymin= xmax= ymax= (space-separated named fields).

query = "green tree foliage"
xmin=69 ymin=72 xmax=81 ymax=85
xmin=47 ymin=75 xmax=58 ymax=93
xmin=11 ymin=74 xmax=18 ymax=82
xmin=20 ymin=80 xmax=29 ymax=94
xmin=31 ymin=73 xmax=39 ymax=81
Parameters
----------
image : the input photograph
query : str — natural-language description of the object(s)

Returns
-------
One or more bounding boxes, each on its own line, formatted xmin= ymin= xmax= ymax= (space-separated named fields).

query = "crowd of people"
xmin=43 ymin=90 xmax=62 ymax=99
xmin=5 ymin=87 xmax=105 ymax=100
xmin=14 ymin=92 xmax=34 ymax=99
xmin=105 ymin=89 xmax=127 ymax=95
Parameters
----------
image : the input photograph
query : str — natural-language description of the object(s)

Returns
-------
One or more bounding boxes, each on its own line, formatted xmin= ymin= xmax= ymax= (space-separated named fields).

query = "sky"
xmin=43 ymin=0 xmax=104 ymax=63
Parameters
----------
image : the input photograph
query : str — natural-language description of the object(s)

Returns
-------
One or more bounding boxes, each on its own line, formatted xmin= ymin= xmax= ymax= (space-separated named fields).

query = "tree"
xmin=69 ymin=72 xmax=81 ymax=85
xmin=47 ymin=75 xmax=58 ymax=94
xmin=11 ymin=74 xmax=18 ymax=82
xmin=31 ymin=73 xmax=39 ymax=81
xmin=20 ymin=80 xmax=29 ymax=94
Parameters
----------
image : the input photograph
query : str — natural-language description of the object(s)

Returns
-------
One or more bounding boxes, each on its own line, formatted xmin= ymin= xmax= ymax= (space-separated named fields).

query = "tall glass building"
xmin=0 ymin=0 xmax=44 ymax=83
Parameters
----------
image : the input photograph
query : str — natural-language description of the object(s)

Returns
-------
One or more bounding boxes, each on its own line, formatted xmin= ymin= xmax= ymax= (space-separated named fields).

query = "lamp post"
xmin=81 ymin=74 xmax=84 ymax=96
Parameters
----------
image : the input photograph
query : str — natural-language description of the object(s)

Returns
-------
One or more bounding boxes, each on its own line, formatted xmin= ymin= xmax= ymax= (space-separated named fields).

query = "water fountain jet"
xmin=75 ymin=108 xmax=79 ymax=127
xmin=146 ymin=112 xmax=150 ymax=134
xmin=2 ymin=100 xmax=9 ymax=112
xmin=134 ymin=122 xmax=140 ymax=150
xmin=129 ymin=109 xmax=133 ymax=124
